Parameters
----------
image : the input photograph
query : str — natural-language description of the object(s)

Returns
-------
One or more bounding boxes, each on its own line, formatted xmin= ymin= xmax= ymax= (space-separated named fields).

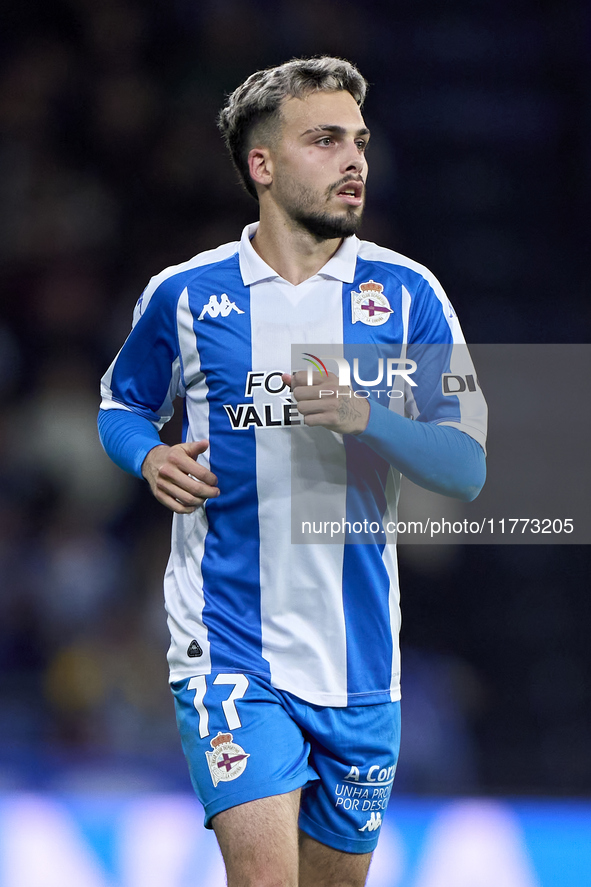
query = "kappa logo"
xmin=359 ymin=812 xmax=382 ymax=832
xmin=205 ymin=732 xmax=250 ymax=787
xmin=198 ymin=293 xmax=245 ymax=321
xmin=351 ymin=280 xmax=393 ymax=326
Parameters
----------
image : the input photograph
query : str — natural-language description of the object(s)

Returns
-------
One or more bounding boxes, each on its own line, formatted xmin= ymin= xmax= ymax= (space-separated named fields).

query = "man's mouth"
xmin=334 ymin=180 xmax=364 ymax=207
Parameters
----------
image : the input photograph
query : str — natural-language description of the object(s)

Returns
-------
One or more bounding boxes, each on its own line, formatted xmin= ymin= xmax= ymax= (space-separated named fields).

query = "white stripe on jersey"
xmin=250 ymin=276 xmax=349 ymax=705
xmin=439 ymin=336 xmax=488 ymax=451
xmin=165 ymin=284 xmax=213 ymax=674
xmin=401 ymin=284 xmax=412 ymax=344
xmin=383 ymin=538 xmax=402 ymax=701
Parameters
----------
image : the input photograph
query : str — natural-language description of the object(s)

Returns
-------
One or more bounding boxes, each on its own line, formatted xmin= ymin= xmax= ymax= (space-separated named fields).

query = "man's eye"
xmin=318 ymin=137 xmax=333 ymax=146
xmin=356 ymin=140 xmax=368 ymax=151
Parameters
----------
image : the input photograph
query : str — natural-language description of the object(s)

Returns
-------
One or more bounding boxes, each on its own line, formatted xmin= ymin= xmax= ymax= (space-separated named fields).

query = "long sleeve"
xmin=356 ymin=400 xmax=486 ymax=501
xmin=97 ymin=408 xmax=162 ymax=479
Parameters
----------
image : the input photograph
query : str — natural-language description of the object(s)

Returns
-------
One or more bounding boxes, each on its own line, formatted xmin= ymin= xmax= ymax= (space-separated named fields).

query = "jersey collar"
xmin=239 ymin=222 xmax=359 ymax=286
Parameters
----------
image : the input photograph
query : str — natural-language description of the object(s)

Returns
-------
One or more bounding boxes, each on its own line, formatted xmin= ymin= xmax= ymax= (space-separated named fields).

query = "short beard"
xmin=293 ymin=207 xmax=363 ymax=241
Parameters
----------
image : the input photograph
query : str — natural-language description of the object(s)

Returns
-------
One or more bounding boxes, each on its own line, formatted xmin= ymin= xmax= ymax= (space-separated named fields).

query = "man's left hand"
xmin=282 ymin=371 xmax=370 ymax=435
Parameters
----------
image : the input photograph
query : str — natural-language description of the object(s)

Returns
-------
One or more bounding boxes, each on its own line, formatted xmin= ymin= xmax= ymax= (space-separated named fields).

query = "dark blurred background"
xmin=0 ymin=0 xmax=589 ymax=797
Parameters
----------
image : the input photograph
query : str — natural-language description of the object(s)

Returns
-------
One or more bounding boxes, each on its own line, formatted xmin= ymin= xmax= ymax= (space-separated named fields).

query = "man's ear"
xmin=248 ymin=147 xmax=273 ymax=190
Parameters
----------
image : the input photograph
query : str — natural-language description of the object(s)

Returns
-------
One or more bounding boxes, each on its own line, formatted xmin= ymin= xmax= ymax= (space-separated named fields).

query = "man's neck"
xmin=251 ymin=213 xmax=343 ymax=286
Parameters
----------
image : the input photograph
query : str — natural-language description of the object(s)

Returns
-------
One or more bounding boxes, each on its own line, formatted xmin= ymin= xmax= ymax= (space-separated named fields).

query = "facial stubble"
xmin=281 ymin=177 xmax=365 ymax=241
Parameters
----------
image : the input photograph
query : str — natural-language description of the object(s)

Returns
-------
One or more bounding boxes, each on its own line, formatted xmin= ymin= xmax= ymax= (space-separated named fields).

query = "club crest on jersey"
xmin=205 ymin=732 xmax=250 ymax=787
xmin=351 ymin=280 xmax=393 ymax=326
xmin=198 ymin=293 xmax=244 ymax=321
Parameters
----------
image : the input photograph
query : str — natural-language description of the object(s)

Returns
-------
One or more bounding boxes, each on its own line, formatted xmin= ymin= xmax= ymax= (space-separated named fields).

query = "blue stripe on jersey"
xmin=338 ymin=256 xmax=461 ymax=701
xmin=186 ymin=257 xmax=270 ymax=680
xmin=109 ymin=281 xmax=181 ymax=421
xmin=342 ymin=436 xmax=393 ymax=701
xmin=339 ymin=258 xmax=406 ymax=701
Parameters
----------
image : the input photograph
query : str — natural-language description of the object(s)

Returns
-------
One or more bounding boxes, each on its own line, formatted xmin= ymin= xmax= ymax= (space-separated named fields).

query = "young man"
xmin=99 ymin=57 xmax=486 ymax=887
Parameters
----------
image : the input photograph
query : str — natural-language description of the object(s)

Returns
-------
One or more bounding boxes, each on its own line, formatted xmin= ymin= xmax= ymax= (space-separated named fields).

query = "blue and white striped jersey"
xmin=100 ymin=223 xmax=487 ymax=707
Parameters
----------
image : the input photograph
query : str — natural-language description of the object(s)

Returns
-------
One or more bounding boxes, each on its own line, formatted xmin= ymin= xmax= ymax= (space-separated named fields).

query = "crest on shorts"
xmin=351 ymin=280 xmax=393 ymax=326
xmin=205 ymin=732 xmax=250 ymax=787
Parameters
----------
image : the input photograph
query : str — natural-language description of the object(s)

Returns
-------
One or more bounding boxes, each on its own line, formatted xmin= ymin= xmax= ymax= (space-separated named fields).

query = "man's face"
xmin=266 ymin=90 xmax=370 ymax=240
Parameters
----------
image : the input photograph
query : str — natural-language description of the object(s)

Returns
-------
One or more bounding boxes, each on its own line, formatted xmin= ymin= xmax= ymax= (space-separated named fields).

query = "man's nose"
xmin=342 ymin=144 xmax=366 ymax=175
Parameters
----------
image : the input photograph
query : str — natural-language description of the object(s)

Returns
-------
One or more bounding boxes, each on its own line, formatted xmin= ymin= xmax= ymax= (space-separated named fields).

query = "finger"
xmin=153 ymin=489 xmax=200 ymax=514
xmin=164 ymin=452 xmax=218 ymax=488
xmin=292 ymin=370 xmax=338 ymax=388
xmin=179 ymin=462 xmax=219 ymax=488
xmin=292 ymin=385 xmax=338 ymax=404
xmin=156 ymin=461 xmax=219 ymax=496
xmin=156 ymin=476 xmax=219 ymax=507
xmin=291 ymin=370 xmax=324 ymax=389
xmin=157 ymin=465 xmax=220 ymax=497
xmin=295 ymin=398 xmax=334 ymax=416
xmin=176 ymin=482 xmax=220 ymax=504
xmin=182 ymin=439 xmax=210 ymax=458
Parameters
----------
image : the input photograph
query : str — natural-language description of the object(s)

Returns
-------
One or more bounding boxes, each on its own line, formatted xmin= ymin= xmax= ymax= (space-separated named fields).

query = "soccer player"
xmin=98 ymin=57 xmax=486 ymax=887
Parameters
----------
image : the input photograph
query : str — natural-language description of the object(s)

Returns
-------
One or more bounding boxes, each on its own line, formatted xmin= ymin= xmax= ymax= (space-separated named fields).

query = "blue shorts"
xmin=171 ymin=672 xmax=401 ymax=854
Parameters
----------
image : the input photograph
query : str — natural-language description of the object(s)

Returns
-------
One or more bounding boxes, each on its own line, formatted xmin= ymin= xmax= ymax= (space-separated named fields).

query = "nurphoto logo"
xmin=303 ymin=353 xmax=417 ymax=388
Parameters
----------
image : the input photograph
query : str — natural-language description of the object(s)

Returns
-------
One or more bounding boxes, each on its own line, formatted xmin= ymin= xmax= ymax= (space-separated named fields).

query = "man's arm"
xmin=98 ymin=269 xmax=220 ymax=514
xmin=285 ymin=371 xmax=485 ymax=502
xmin=98 ymin=408 xmax=220 ymax=513
xmin=356 ymin=401 xmax=485 ymax=502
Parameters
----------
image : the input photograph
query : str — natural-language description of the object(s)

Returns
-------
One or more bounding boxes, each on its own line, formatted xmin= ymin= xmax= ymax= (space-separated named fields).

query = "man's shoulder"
xmin=151 ymin=240 xmax=241 ymax=291
xmin=137 ymin=239 xmax=241 ymax=317
xmin=356 ymin=239 xmax=445 ymax=297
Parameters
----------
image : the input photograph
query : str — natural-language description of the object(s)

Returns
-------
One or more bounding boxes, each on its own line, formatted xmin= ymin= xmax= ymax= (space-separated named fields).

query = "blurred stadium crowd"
xmin=0 ymin=0 xmax=589 ymax=795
